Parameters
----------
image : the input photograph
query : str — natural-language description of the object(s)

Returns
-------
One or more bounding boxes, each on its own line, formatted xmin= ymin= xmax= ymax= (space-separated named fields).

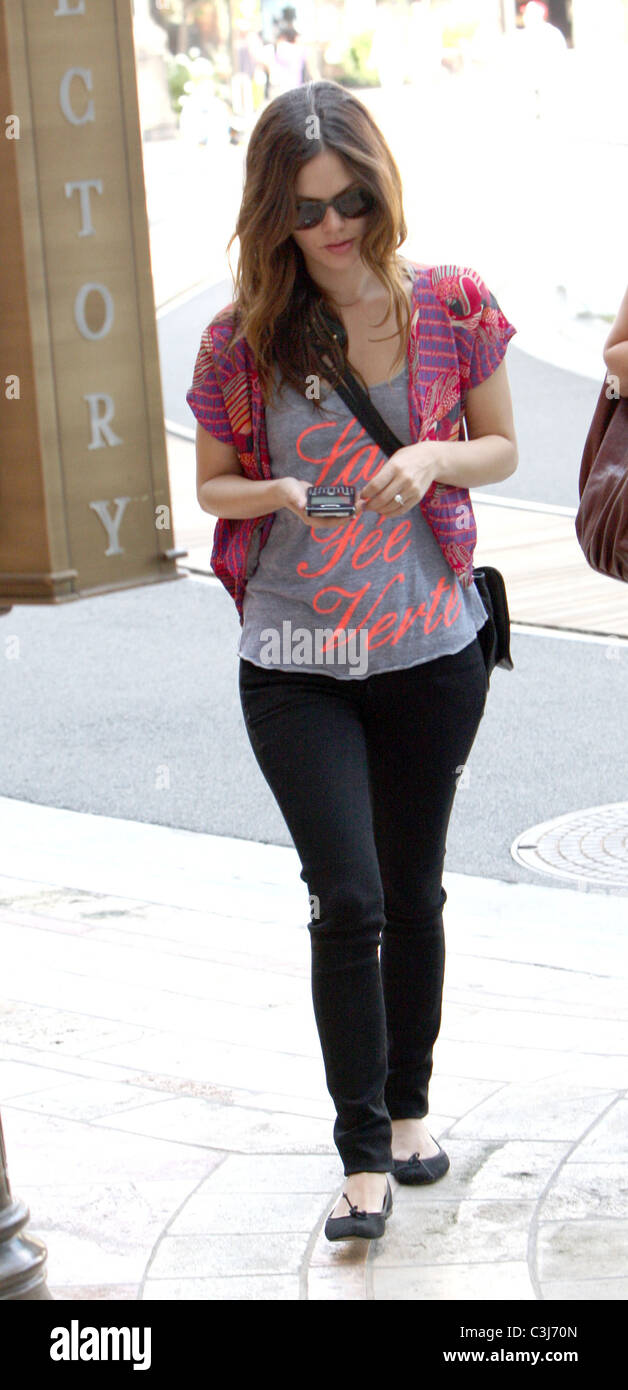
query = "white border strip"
xmin=155 ymin=276 xmax=232 ymax=319
xmin=179 ymin=576 xmax=628 ymax=639
xmin=470 ymin=491 xmax=578 ymax=517
xmin=166 ymin=418 xmax=195 ymax=441
xmin=510 ymin=622 xmax=628 ymax=646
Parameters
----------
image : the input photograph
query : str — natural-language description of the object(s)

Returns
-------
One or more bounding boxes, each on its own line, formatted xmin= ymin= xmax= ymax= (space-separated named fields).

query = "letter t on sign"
xmin=65 ymin=179 xmax=103 ymax=237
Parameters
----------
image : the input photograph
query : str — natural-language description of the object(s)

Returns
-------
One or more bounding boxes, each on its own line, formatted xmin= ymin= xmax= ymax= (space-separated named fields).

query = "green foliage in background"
xmin=337 ymin=31 xmax=380 ymax=89
xmin=167 ymin=51 xmax=222 ymax=114
xmin=167 ymin=56 xmax=193 ymax=113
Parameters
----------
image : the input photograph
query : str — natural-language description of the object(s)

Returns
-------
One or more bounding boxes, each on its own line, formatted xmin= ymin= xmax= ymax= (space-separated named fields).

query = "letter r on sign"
xmin=84 ymin=395 xmax=123 ymax=449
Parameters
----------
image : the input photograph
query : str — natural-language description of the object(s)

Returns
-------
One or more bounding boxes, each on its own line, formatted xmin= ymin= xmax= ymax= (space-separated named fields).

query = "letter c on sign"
xmin=75 ymin=284 xmax=114 ymax=341
xmin=59 ymin=68 xmax=95 ymax=125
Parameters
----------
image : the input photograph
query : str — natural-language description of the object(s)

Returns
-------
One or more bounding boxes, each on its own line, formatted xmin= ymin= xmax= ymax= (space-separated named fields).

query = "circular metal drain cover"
xmin=511 ymin=802 xmax=628 ymax=889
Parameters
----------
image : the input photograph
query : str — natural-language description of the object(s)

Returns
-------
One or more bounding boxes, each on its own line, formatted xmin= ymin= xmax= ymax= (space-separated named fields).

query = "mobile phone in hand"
xmin=306 ymin=485 xmax=356 ymax=517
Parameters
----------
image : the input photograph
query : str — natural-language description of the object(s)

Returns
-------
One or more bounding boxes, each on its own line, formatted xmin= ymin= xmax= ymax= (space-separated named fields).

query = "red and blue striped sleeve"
xmin=431 ymin=266 xmax=516 ymax=395
xmin=186 ymin=324 xmax=235 ymax=444
xmin=462 ymin=269 xmax=516 ymax=392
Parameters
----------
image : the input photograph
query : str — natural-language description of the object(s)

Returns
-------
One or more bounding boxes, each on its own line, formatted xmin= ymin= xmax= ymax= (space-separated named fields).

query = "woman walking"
xmin=187 ymin=81 xmax=517 ymax=1241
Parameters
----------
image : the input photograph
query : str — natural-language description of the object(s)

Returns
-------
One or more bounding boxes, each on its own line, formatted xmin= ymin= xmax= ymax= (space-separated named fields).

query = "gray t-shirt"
xmin=239 ymin=363 xmax=487 ymax=679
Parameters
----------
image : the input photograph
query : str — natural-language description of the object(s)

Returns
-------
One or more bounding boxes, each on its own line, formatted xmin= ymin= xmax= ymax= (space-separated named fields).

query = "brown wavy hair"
xmin=225 ymin=81 xmax=411 ymax=406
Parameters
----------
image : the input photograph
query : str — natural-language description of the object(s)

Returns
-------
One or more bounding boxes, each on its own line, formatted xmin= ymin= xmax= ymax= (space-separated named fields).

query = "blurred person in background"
xmin=517 ymin=0 xmax=568 ymax=117
xmin=231 ymin=20 xmax=265 ymax=140
xmin=273 ymin=22 xmax=307 ymax=92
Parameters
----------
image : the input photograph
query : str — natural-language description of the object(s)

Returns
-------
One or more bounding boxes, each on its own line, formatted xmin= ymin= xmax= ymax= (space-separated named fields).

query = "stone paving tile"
xmin=0 ymin=874 xmax=59 ymax=900
xmin=569 ymin=1099 xmax=628 ymax=1162
xmin=0 ymin=1002 xmax=146 ymax=1057
xmin=433 ymin=1037 xmax=577 ymax=1084
xmin=1 ymin=1043 xmax=143 ymax=1087
xmin=444 ymin=955 xmax=627 ymax=1014
xmin=2 ymin=829 xmax=626 ymax=1303
xmin=30 ymin=1229 xmax=149 ymax=1286
xmin=8 ymin=1079 xmax=169 ymax=1121
xmin=452 ymin=914 xmax=627 ymax=966
xmin=448 ymin=986 xmax=628 ymax=1023
xmin=396 ymin=1140 xmax=570 ymax=1204
xmin=3 ymin=919 xmax=308 ymax=1009
xmin=538 ymin=1163 xmax=628 ymax=1221
xmin=425 ymin=1075 xmax=504 ymax=1118
xmin=0 ymin=908 xmax=93 ymax=940
xmin=147 ymin=1231 xmax=308 ymax=1279
xmin=27 ymin=1179 xmax=196 ymax=1243
xmin=85 ymin=1033 xmax=326 ymax=1100
xmin=536 ymin=1220 xmax=628 ymax=1282
xmin=0 ymin=1059 xmax=85 ymax=1100
xmin=94 ymin=1094 xmax=335 ymax=1156
xmin=370 ymin=1262 xmax=536 ymax=1301
xmin=27 ymin=1178 xmax=203 ymax=1288
xmin=2 ymin=1108 xmax=221 ymax=1186
xmin=0 ymin=829 xmax=307 ymax=927
xmin=309 ymin=1228 xmax=370 ymax=1270
xmin=368 ymin=1199 xmax=537 ymax=1268
xmin=168 ymin=1191 xmax=327 ymax=1236
xmin=49 ymin=1285 xmax=140 ymax=1301
xmin=440 ymin=1005 xmax=627 ymax=1056
xmin=307 ymin=1266 xmax=369 ymax=1300
xmin=540 ymin=1278 xmax=628 ymax=1300
xmin=228 ymin=1089 xmax=334 ymax=1121
xmin=204 ymin=1153 xmax=341 ymax=1194
xmin=450 ymin=1079 xmax=618 ymax=1141
xmin=142 ymin=1275 xmax=301 ymax=1300
xmin=545 ymin=1057 xmax=628 ymax=1089
xmin=81 ymin=909 xmax=306 ymax=965
xmin=4 ymin=958 xmax=318 ymax=1058
xmin=107 ymin=912 xmax=309 ymax=969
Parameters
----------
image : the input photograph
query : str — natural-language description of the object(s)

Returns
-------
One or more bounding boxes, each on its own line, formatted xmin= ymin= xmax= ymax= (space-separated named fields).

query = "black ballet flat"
xmin=392 ymin=1141 xmax=450 ymax=1185
xmin=324 ymin=1177 xmax=393 ymax=1242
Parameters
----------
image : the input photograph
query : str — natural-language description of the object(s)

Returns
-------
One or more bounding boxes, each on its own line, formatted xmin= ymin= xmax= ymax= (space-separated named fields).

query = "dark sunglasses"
xmin=294 ymin=185 xmax=376 ymax=231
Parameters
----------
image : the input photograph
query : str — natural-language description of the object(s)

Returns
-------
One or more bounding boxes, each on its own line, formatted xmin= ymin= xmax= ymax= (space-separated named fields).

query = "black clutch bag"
xmin=472 ymin=565 xmax=513 ymax=677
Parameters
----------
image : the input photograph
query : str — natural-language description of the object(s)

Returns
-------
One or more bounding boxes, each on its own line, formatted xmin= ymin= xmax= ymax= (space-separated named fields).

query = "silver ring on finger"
xmin=394 ymin=493 xmax=404 ymax=507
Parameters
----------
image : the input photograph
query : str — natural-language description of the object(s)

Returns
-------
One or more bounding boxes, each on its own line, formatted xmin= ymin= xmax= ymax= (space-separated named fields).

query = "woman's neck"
xmin=307 ymin=255 xmax=412 ymax=311
xmin=307 ymin=260 xmax=382 ymax=309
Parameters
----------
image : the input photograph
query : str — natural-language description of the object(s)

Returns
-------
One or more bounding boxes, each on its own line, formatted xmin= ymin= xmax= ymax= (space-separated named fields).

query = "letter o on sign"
xmin=74 ymin=283 xmax=114 ymax=341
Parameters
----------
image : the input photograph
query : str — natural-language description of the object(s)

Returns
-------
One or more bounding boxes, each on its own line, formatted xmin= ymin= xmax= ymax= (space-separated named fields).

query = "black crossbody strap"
xmin=320 ymin=348 xmax=512 ymax=679
xmin=325 ymin=358 xmax=404 ymax=460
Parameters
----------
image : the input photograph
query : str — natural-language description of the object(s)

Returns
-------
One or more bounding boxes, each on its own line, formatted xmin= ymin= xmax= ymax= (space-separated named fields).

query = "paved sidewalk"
xmin=1 ymin=796 xmax=627 ymax=1301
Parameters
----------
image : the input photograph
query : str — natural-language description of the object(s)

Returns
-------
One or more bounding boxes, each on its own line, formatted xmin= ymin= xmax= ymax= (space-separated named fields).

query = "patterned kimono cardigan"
xmin=187 ymin=264 xmax=516 ymax=622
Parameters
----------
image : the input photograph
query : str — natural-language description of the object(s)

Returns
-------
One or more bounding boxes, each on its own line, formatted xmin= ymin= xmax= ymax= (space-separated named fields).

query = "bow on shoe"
xmin=342 ymin=1194 xmax=369 ymax=1220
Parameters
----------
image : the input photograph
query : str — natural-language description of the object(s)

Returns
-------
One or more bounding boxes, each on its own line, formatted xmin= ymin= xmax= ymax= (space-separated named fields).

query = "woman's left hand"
xmin=357 ymin=442 xmax=441 ymax=517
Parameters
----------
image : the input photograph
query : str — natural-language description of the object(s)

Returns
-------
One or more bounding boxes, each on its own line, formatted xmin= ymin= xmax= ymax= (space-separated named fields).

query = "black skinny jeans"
xmin=239 ymin=635 xmax=489 ymax=1175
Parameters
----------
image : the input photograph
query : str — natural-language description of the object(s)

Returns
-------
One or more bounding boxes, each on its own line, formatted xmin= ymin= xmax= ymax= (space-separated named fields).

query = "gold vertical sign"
xmin=0 ymin=0 xmax=181 ymax=602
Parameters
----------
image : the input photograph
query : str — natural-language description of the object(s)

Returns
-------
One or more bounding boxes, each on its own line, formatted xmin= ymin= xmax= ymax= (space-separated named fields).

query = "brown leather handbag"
xmin=575 ymin=381 xmax=628 ymax=583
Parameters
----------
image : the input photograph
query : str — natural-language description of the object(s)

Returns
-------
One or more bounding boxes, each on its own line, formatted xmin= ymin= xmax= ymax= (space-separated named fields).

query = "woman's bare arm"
xmin=195 ymin=422 xmax=349 ymax=529
xmin=436 ymin=358 xmax=518 ymax=487
xmin=603 ymin=285 xmax=628 ymax=396
xmin=196 ymin=423 xmax=287 ymax=518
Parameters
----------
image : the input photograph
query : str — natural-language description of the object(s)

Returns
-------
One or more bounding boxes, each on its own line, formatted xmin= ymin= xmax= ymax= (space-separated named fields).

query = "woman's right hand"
xmin=280 ymin=477 xmax=358 ymax=529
